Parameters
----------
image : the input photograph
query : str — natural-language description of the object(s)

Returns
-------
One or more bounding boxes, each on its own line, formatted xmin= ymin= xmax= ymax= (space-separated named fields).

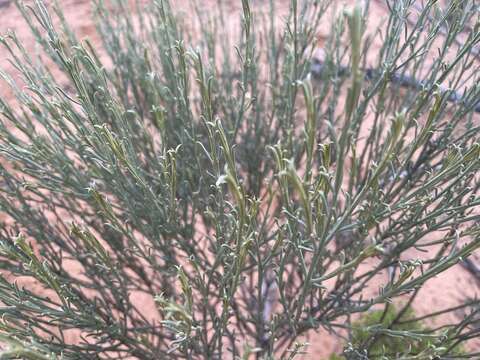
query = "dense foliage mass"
xmin=0 ymin=0 xmax=479 ymax=358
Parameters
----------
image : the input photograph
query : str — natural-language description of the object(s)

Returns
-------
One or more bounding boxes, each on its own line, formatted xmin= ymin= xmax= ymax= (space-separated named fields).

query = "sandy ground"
xmin=0 ymin=0 xmax=479 ymax=358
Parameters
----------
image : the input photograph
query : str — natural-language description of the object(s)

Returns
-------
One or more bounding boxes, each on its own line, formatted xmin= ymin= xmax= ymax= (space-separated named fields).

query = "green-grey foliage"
xmin=0 ymin=0 xmax=479 ymax=358
xmin=328 ymin=304 xmax=465 ymax=359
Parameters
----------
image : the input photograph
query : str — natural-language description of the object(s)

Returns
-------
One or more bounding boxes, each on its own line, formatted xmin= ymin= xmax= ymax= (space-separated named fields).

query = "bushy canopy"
xmin=0 ymin=0 xmax=479 ymax=358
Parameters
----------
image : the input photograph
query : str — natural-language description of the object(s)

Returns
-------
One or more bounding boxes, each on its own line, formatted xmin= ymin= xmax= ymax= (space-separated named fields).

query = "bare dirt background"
xmin=0 ymin=0 xmax=479 ymax=357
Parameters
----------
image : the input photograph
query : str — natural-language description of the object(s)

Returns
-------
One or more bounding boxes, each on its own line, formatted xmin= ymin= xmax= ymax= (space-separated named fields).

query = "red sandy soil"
xmin=0 ymin=0 xmax=479 ymax=358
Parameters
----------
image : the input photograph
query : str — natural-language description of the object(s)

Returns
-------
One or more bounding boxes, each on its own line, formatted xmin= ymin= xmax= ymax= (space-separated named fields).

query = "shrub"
xmin=329 ymin=305 xmax=465 ymax=359
xmin=349 ymin=305 xmax=434 ymax=356
xmin=0 ymin=0 xmax=479 ymax=358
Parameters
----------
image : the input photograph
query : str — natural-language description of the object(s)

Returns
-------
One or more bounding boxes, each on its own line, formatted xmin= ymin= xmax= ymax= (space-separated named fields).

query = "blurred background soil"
xmin=0 ymin=0 xmax=479 ymax=357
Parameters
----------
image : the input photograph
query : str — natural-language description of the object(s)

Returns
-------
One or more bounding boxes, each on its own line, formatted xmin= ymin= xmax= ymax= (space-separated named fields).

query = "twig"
xmin=310 ymin=57 xmax=480 ymax=113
